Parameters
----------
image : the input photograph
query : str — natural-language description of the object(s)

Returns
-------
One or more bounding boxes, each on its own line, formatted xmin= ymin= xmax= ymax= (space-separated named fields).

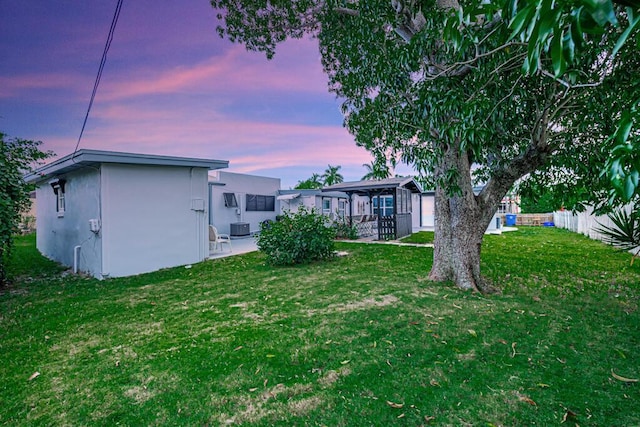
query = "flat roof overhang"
xmin=25 ymin=149 xmax=229 ymax=183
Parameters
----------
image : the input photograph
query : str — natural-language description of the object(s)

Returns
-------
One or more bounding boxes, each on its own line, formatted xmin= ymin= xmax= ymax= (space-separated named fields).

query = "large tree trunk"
xmin=428 ymin=186 xmax=494 ymax=292
xmin=427 ymin=144 xmax=505 ymax=292
xmin=427 ymin=141 xmax=553 ymax=291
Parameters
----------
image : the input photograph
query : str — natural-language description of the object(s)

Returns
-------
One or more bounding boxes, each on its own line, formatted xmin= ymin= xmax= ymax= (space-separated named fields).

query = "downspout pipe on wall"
xmin=73 ymin=245 xmax=81 ymax=273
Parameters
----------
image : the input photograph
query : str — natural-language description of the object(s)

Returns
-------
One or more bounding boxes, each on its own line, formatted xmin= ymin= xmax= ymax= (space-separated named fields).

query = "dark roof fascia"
xmin=25 ymin=149 xmax=229 ymax=183
xmin=322 ymin=176 xmax=423 ymax=195
xmin=279 ymin=189 xmax=348 ymax=197
xmin=279 ymin=189 xmax=321 ymax=197
xmin=319 ymin=192 xmax=349 ymax=198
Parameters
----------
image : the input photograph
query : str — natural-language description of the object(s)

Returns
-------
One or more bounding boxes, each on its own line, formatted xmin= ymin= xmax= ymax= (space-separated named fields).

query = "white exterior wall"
xmin=101 ymin=164 xmax=209 ymax=278
xmin=209 ymin=171 xmax=280 ymax=235
xmin=411 ymin=193 xmax=422 ymax=229
xmin=351 ymin=195 xmax=370 ymax=216
xmin=281 ymin=195 xmax=350 ymax=219
xmin=421 ymin=194 xmax=435 ymax=227
xmin=315 ymin=195 xmax=350 ymax=218
xmin=280 ymin=195 xmax=316 ymax=214
xmin=36 ymin=168 xmax=103 ymax=276
xmin=486 ymin=213 xmax=503 ymax=233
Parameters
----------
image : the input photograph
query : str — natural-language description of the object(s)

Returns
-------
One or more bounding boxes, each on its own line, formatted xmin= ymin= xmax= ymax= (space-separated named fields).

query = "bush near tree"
xmin=0 ymin=132 xmax=50 ymax=286
xmin=257 ymin=207 xmax=336 ymax=266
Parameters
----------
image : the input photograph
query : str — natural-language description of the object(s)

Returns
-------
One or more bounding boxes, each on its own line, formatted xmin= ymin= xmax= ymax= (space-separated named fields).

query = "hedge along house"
xmin=24 ymin=149 xmax=228 ymax=279
xmin=323 ymin=177 xmax=424 ymax=240
xmin=208 ymin=171 xmax=281 ymax=237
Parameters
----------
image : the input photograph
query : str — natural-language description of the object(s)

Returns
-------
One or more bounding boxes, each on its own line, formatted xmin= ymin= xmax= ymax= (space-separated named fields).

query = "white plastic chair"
xmin=209 ymin=225 xmax=232 ymax=253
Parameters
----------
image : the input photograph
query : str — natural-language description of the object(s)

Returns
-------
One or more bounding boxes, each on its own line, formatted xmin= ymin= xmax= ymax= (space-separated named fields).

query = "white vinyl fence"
xmin=553 ymin=205 xmax=636 ymax=250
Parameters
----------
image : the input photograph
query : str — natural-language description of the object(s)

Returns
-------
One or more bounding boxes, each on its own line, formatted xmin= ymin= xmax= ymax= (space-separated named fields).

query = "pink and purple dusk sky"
xmin=1 ymin=1 xmax=413 ymax=189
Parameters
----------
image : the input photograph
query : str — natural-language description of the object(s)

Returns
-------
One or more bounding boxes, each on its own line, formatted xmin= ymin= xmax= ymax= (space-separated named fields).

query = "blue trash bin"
xmin=505 ymin=214 xmax=517 ymax=226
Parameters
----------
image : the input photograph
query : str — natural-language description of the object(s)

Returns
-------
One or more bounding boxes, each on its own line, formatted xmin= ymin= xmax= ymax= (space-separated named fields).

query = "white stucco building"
xmin=25 ymin=149 xmax=228 ymax=279
xmin=277 ymin=189 xmax=350 ymax=219
xmin=208 ymin=171 xmax=281 ymax=236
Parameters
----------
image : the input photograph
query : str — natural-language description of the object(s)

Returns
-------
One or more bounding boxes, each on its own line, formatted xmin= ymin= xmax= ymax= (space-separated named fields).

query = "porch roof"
xmin=278 ymin=189 xmax=348 ymax=198
xmin=321 ymin=176 xmax=423 ymax=196
xmin=276 ymin=193 xmax=300 ymax=201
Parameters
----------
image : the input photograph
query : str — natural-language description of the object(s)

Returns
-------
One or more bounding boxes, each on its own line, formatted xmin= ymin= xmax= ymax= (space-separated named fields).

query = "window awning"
xmin=277 ymin=193 xmax=300 ymax=201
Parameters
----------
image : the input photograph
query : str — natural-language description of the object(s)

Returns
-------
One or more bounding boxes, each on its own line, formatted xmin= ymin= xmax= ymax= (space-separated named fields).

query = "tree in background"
xmin=295 ymin=173 xmax=324 ymax=189
xmin=0 ymin=132 xmax=50 ymax=286
xmin=211 ymin=0 xmax=639 ymax=291
xmin=361 ymin=159 xmax=391 ymax=181
xmin=517 ymin=179 xmax=579 ymax=214
xmin=519 ymin=191 xmax=561 ymax=214
xmin=322 ymin=164 xmax=344 ymax=186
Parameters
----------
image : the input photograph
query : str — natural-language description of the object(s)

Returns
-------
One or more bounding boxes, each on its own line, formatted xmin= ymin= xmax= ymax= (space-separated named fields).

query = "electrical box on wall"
xmin=191 ymin=198 xmax=205 ymax=212
xmin=89 ymin=219 xmax=101 ymax=233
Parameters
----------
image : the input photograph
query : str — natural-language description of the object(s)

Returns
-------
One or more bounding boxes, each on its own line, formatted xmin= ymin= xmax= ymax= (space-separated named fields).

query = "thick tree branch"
xmin=423 ymin=41 xmax=525 ymax=80
xmin=335 ymin=7 xmax=358 ymax=16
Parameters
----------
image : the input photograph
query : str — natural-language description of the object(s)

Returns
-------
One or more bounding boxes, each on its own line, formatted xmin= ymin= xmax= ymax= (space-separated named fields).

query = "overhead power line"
xmin=73 ymin=0 xmax=124 ymax=157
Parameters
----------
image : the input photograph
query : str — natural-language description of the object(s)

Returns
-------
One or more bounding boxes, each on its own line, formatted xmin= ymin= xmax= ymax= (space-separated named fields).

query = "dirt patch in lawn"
xmin=307 ymin=294 xmax=399 ymax=316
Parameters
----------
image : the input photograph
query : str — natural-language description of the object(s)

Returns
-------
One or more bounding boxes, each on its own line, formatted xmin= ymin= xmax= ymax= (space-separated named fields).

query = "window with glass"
xmin=373 ymin=195 xmax=394 ymax=217
xmin=57 ymin=190 xmax=65 ymax=215
xmin=395 ymin=187 xmax=412 ymax=214
xmin=338 ymin=199 xmax=346 ymax=218
xmin=246 ymin=194 xmax=275 ymax=211
xmin=223 ymin=192 xmax=238 ymax=208
xmin=322 ymin=198 xmax=331 ymax=216
xmin=50 ymin=179 xmax=66 ymax=217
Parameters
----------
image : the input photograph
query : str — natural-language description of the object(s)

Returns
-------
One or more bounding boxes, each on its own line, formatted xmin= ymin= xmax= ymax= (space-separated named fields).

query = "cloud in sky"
xmin=0 ymin=1 xmax=409 ymax=189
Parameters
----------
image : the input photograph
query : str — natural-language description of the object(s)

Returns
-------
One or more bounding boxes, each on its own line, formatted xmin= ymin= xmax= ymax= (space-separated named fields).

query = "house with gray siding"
xmin=323 ymin=177 xmax=424 ymax=239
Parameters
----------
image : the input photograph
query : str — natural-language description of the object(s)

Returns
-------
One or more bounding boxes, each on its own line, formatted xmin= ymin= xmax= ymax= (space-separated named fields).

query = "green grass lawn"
xmin=399 ymin=230 xmax=434 ymax=244
xmin=1 ymin=229 xmax=639 ymax=426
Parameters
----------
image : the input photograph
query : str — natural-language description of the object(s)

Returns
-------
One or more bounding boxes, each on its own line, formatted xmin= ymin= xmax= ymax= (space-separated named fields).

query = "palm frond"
xmin=594 ymin=209 xmax=640 ymax=251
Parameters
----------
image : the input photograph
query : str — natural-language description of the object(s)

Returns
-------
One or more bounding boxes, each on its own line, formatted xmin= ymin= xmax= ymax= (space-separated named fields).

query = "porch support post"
xmin=376 ymin=193 xmax=381 ymax=240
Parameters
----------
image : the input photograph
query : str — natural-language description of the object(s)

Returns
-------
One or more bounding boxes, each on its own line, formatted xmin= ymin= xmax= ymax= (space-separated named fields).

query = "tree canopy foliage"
xmin=361 ymin=159 xmax=392 ymax=180
xmin=509 ymin=0 xmax=640 ymax=211
xmin=321 ymin=164 xmax=344 ymax=186
xmin=0 ymin=132 xmax=50 ymax=286
xmin=211 ymin=0 xmax=639 ymax=290
xmin=295 ymin=173 xmax=324 ymax=189
xmin=294 ymin=166 xmax=345 ymax=189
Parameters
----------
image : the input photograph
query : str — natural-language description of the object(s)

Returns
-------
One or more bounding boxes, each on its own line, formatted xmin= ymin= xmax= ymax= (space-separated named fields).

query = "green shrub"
xmin=333 ymin=218 xmax=358 ymax=240
xmin=257 ymin=207 xmax=336 ymax=265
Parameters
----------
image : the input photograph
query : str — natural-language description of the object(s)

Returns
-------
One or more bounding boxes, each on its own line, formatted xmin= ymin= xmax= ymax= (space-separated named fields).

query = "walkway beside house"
xmin=206 ymin=226 xmax=521 ymax=261
xmin=339 ymin=239 xmax=434 ymax=248
xmin=208 ymin=236 xmax=259 ymax=260
xmin=208 ymin=227 xmax=438 ymax=261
